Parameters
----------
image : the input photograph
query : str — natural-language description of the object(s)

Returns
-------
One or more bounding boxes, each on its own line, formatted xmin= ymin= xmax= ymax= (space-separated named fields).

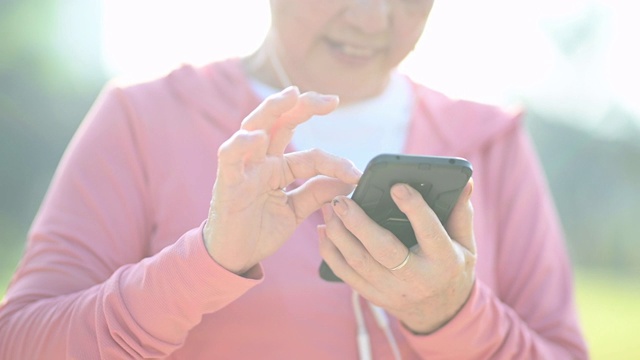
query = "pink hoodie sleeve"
xmin=0 ymin=86 xmax=262 ymax=359
xmin=401 ymin=122 xmax=589 ymax=359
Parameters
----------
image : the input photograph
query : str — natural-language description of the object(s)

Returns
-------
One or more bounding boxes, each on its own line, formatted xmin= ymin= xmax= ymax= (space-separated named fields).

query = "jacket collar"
xmin=405 ymin=81 xmax=523 ymax=157
xmin=167 ymin=59 xmax=521 ymax=157
xmin=168 ymin=58 xmax=261 ymax=135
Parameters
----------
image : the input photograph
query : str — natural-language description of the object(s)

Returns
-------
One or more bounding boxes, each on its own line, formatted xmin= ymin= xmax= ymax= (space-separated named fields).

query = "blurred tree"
xmin=0 ymin=0 xmax=106 ymax=288
xmin=520 ymin=1 xmax=640 ymax=278
xmin=526 ymin=110 xmax=640 ymax=277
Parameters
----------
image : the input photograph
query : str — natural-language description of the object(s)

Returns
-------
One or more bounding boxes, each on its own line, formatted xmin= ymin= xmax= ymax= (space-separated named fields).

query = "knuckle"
xmin=217 ymin=137 xmax=236 ymax=158
xmin=307 ymin=147 xmax=327 ymax=160
xmin=323 ymin=224 xmax=339 ymax=240
xmin=377 ymin=244 xmax=406 ymax=266
xmin=265 ymin=90 xmax=284 ymax=103
xmin=443 ymin=251 xmax=473 ymax=280
xmin=346 ymin=251 xmax=371 ymax=273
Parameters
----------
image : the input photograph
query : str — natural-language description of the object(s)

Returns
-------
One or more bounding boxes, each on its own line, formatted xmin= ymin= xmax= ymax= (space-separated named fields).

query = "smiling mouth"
xmin=325 ymin=38 xmax=383 ymax=59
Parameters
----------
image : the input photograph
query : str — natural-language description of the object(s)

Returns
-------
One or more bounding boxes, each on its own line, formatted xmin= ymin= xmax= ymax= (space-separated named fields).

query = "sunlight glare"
xmin=101 ymin=0 xmax=638 ymax=124
xmin=101 ymin=1 xmax=270 ymax=80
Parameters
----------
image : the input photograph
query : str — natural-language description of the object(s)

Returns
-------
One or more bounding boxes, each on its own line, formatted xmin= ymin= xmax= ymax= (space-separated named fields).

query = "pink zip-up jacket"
xmin=0 ymin=59 xmax=588 ymax=359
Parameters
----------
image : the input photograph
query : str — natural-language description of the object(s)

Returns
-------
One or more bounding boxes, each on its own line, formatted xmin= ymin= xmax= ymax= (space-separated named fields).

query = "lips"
xmin=325 ymin=38 xmax=384 ymax=60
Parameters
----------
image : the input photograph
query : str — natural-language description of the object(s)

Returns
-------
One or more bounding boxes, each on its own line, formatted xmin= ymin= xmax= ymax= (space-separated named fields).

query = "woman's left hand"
xmin=318 ymin=179 xmax=476 ymax=334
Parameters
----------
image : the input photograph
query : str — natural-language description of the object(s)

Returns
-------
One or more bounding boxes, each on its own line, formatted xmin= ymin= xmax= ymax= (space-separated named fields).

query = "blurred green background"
xmin=1 ymin=0 xmax=639 ymax=358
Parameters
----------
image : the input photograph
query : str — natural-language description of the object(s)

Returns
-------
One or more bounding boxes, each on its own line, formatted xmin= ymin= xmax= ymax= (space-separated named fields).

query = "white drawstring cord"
xmin=352 ymin=290 xmax=373 ymax=360
xmin=267 ymin=32 xmax=294 ymax=90
xmin=368 ymin=302 xmax=402 ymax=360
xmin=352 ymin=290 xmax=403 ymax=360
xmin=268 ymin=30 xmax=402 ymax=360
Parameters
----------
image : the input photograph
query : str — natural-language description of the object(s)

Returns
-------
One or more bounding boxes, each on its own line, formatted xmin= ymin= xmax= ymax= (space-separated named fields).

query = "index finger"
xmin=267 ymin=91 xmax=339 ymax=155
xmin=241 ymin=87 xmax=339 ymax=155
xmin=241 ymin=86 xmax=300 ymax=131
xmin=329 ymin=196 xmax=411 ymax=271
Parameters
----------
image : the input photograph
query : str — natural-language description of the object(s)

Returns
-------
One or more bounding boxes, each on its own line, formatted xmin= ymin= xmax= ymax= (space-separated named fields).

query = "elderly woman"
xmin=0 ymin=0 xmax=588 ymax=359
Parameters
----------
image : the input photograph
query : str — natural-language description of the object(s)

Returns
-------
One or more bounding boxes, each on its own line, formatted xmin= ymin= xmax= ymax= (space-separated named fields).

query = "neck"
xmin=242 ymin=40 xmax=392 ymax=106
xmin=267 ymin=40 xmax=293 ymax=89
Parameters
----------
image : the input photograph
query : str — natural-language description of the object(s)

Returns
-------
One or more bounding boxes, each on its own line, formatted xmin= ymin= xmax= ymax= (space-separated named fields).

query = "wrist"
xmin=399 ymin=279 xmax=476 ymax=335
xmin=202 ymin=220 xmax=253 ymax=275
xmin=399 ymin=308 xmax=455 ymax=335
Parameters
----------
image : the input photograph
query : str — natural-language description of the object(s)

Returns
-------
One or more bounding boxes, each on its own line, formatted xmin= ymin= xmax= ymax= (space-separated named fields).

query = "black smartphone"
xmin=319 ymin=154 xmax=473 ymax=282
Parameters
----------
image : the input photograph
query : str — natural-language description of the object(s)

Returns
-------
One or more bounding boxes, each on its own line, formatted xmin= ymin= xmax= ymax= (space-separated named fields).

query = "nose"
xmin=344 ymin=0 xmax=391 ymax=34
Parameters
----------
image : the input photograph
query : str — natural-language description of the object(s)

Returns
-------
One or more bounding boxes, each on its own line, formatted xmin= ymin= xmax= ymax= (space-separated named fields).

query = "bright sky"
xmin=101 ymin=0 xmax=640 ymax=131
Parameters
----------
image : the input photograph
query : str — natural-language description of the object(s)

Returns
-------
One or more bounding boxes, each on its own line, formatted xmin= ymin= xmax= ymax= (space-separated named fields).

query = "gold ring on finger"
xmin=388 ymin=251 xmax=411 ymax=271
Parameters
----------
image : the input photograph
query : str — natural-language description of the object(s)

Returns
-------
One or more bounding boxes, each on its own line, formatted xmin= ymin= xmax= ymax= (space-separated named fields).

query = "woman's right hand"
xmin=203 ymin=86 xmax=361 ymax=275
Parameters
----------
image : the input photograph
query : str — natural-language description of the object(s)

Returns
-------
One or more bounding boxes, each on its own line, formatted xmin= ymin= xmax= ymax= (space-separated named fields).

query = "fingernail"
xmin=283 ymin=85 xmax=299 ymax=95
xmin=391 ymin=184 xmax=411 ymax=199
xmin=332 ymin=197 xmax=348 ymax=216
xmin=320 ymin=94 xmax=339 ymax=103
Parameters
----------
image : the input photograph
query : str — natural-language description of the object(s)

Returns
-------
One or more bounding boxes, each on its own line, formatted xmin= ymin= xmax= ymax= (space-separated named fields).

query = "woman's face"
xmin=267 ymin=0 xmax=434 ymax=103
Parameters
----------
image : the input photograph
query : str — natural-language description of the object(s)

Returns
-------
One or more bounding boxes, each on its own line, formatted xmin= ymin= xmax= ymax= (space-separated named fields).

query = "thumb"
xmin=445 ymin=178 xmax=476 ymax=254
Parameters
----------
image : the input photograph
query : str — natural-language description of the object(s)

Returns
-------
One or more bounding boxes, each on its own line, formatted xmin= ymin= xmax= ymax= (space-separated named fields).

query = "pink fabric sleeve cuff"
xmin=399 ymin=281 xmax=498 ymax=358
xmin=156 ymin=221 xmax=265 ymax=311
xmin=198 ymin=220 xmax=263 ymax=281
xmin=118 ymin=221 xmax=265 ymax=335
